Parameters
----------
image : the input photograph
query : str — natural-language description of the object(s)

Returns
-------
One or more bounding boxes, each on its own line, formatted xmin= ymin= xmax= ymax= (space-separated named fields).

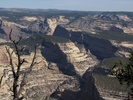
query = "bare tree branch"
xmin=6 ymin=29 xmax=37 ymax=100
xmin=29 ymin=45 xmax=37 ymax=70
xmin=19 ymin=47 xmax=25 ymax=56
xmin=6 ymin=46 xmax=16 ymax=78
xmin=16 ymin=37 xmax=22 ymax=45
xmin=17 ymin=73 xmax=26 ymax=97
xmin=9 ymin=29 xmax=13 ymax=42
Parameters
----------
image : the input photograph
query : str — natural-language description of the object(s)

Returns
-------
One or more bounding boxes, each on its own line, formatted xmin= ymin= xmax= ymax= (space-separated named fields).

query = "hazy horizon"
xmin=0 ymin=0 xmax=133 ymax=12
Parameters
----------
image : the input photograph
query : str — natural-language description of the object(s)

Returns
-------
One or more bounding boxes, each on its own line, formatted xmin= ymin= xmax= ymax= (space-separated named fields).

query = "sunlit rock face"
xmin=49 ymin=71 xmax=104 ymax=100
xmin=0 ymin=15 xmax=71 ymax=40
xmin=0 ymin=40 xmax=99 ymax=100
xmin=41 ymin=40 xmax=98 ymax=76
xmin=69 ymin=14 xmax=133 ymax=34
xmin=53 ymin=25 xmax=133 ymax=60
xmin=0 ymin=10 xmax=133 ymax=100
xmin=69 ymin=19 xmax=133 ymax=34
xmin=57 ymin=42 xmax=98 ymax=76
xmin=0 ymin=12 xmax=133 ymax=41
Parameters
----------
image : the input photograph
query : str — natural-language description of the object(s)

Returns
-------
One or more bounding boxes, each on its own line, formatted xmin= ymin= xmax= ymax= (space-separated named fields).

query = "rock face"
xmin=97 ymin=14 xmax=132 ymax=21
xmin=0 ymin=11 xmax=133 ymax=40
xmin=41 ymin=41 xmax=98 ymax=76
xmin=39 ymin=35 xmax=131 ymax=100
xmin=0 ymin=11 xmax=133 ymax=100
xmin=0 ymin=46 xmax=9 ymax=64
xmin=58 ymin=42 xmax=98 ymax=75
xmin=0 ymin=15 xmax=71 ymax=40
xmin=53 ymin=25 xmax=133 ymax=60
xmin=69 ymin=18 xmax=133 ymax=34
xmin=68 ymin=13 xmax=133 ymax=34
xmin=96 ymin=88 xmax=127 ymax=100
xmin=0 ymin=45 xmax=72 ymax=100
xmin=49 ymin=72 xmax=104 ymax=100
xmin=0 ymin=39 xmax=99 ymax=100
xmin=1 ymin=24 xmax=133 ymax=100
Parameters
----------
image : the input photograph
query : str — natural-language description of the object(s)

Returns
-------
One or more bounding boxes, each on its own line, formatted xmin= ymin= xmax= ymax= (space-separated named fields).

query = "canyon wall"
xmin=0 ymin=11 xmax=133 ymax=100
xmin=53 ymin=25 xmax=133 ymax=60
xmin=0 ymin=39 xmax=99 ymax=100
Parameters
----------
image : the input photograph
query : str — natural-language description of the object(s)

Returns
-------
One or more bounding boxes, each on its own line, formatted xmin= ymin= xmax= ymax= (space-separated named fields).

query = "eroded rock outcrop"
xmin=0 ymin=45 xmax=62 ymax=100
xmin=69 ymin=14 xmax=133 ymax=34
xmin=57 ymin=42 xmax=98 ymax=75
xmin=53 ymin=25 xmax=133 ymax=60
xmin=41 ymin=40 xmax=98 ymax=76
xmin=49 ymin=71 xmax=104 ymax=100
xmin=0 ymin=39 xmax=99 ymax=100
xmin=0 ymin=12 xmax=133 ymax=100
xmin=97 ymin=14 xmax=132 ymax=21
xmin=0 ymin=15 xmax=71 ymax=40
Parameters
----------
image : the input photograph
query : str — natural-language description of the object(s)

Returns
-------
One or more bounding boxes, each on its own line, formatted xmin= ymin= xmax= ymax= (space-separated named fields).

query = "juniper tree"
xmin=111 ymin=51 xmax=133 ymax=100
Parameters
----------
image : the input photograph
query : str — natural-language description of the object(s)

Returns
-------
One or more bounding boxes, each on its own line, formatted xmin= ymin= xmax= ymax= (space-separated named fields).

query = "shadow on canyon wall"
xmin=41 ymin=40 xmax=77 ymax=76
xmin=41 ymin=26 xmax=106 ymax=100
xmin=53 ymin=25 xmax=118 ymax=61
xmin=50 ymin=71 xmax=104 ymax=100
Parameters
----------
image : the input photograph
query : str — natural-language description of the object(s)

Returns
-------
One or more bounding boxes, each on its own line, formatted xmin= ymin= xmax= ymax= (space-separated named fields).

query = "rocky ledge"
xmin=0 ymin=39 xmax=99 ymax=100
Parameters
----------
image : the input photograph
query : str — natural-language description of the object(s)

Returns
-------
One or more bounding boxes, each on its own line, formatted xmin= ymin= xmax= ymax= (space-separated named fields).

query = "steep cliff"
xmin=0 ymin=36 xmax=99 ymax=100
xmin=41 ymin=41 xmax=98 ymax=76
xmin=0 ymin=15 xmax=71 ymax=40
xmin=0 ymin=11 xmax=133 ymax=100
xmin=53 ymin=25 xmax=133 ymax=60
xmin=69 ymin=13 xmax=133 ymax=34
xmin=0 ymin=11 xmax=133 ymax=40
xmin=0 ymin=45 xmax=71 ymax=100
xmin=49 ymin=72 xmax=103 ymax=100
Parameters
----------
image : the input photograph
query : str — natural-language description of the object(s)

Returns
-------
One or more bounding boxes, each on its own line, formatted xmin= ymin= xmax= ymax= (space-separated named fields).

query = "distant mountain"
xmin=0 ymin=9 xmax=133 ymax=100
xmin=0 ymin=8 xmax=101 ymax=15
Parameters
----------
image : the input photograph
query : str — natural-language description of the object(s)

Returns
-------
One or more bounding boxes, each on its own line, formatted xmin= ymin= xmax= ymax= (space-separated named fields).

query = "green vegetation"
xmin=0 ymin=42 xmax=13 ymax=47
xmin=33 ymin=94 xmax=51 ymax=100
xmin=33 ymin=96 xmax=42 ymax=100
xmin=45 ymin=94 xmax=51 ymax=100
xmin=19 ymin=33 xmax=70 ymax=45
xmin=84 ymin=30 xmax=133 ymax=42
xmin=32 ymin=94 xmax=50 ymax=100
xmin=0 ymin=10 xmax=92 ymax=23
xmin=101 ymin=57 xmax=129 ymax=68
xmin=101 ymin=12 xmax=133 ymax=20
xmin=111 ymin=51 xmax=133 ymax=97
xmin=0 ymin=33 xmax=71 ymax=52
xmin=92 ymin=73 xmax=131 ymax=92
xmin=0 ymin=12 xmax=38 ymax=22
xmin=94 ymin=57 xmax=128 ymax=69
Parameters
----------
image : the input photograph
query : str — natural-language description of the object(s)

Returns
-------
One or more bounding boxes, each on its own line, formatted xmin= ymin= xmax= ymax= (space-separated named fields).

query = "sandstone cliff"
xmin=68 ymin=13 xmax=133 ymax=34
xmin=41 ymin=41 xmax=98 ymax=76
xmin=0 ymin=38 xmax=99 ymax=100
xmin=0 ymin=15 xmax=71 ymax=40
xmin=69 ymin=18 xmax=133 ymax=34
xmin=0 ymin=11 xmax=133 ymax=40
xmin=0 ymin=45 xmax=70 ymax=100
xmin=53 ymin=25 xmax=133 ymax=60
xmin=0 ymin=11 xmax=133 ymax=100
xmin=49 ymin=71 xmax=104 ymax=100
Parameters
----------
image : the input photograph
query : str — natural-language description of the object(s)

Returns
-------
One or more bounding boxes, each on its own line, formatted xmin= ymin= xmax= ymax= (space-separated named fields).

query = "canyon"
xmin=0 ymin=9 xmax=133 ymax=100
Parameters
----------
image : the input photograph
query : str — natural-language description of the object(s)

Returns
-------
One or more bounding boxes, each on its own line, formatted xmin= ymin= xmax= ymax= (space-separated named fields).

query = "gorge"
xmin=0 ymin=9 xmax=133 ymax=100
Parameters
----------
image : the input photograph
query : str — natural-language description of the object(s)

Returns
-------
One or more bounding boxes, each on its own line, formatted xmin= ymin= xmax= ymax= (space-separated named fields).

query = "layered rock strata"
xmin=0 ymin=40 xmax=98 ymax=100
xmin=49 ymin=71 xmax=104 ymax=100
xmin=53 ymin=25 xmax=133 ymax=60
xmin=69 ymin=14 xmax=133 ymax=34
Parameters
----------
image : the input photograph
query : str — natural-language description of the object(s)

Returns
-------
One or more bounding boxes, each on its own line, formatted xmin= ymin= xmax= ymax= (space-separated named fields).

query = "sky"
xmin=0 ymin=0 xmax=133 ymax=11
